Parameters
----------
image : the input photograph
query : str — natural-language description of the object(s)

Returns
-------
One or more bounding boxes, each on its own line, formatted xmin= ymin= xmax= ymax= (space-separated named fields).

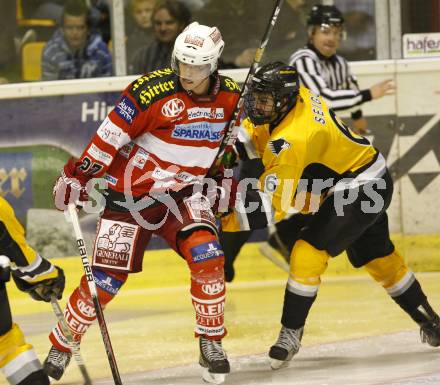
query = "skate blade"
xmin=259 ymin=244 xmax=290 ymax=273
xmin=202 ymin=368 xmax=227 ymax=384
xmin=269 ymin=357 xmax=289 ymax=370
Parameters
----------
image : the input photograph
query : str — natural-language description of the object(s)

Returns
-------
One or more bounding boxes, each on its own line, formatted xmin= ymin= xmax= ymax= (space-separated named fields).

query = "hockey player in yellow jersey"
xmin=0 ymin=196 xmax=65 ymax=385
xmin=223 ymin=61 xmax=440 ymax=369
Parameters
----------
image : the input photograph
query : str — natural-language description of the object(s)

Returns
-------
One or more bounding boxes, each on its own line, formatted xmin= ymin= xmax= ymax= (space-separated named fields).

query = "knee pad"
xmin=364 ymin=250 xmax=411 ymax=292
xmin=91 ymin=268 xmax=128 ymax=302
xmin=287 ymin=240 xmax=329 ymax=299
xmin=0 ymin=324 xmax=48 ymax=384
xmin=75 ymin=268 xmax=127 ymax=321
xmin=290 ymin=240 xmax=329 ymax=284
xmin=178 ymin=229 xmax=224 ymax=273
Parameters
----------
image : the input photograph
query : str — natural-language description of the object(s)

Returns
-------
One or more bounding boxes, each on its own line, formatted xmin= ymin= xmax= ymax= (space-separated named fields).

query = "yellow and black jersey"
xmin=237 ymin=86 xmax=386 ymax=223
xmin=0 ymin=197 xmax=58 ymax=285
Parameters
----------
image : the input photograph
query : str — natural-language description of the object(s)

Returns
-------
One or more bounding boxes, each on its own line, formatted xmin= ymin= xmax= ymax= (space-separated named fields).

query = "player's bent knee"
xmin=178 ymin=229 xmax=224 ymax=269
xmin=79 ymin=268 xmax=127 ymax=305
xmin=290 ymin=239 xmax=329 ymax=283
xmin=364 ymin=250 xmax=409 ymax=288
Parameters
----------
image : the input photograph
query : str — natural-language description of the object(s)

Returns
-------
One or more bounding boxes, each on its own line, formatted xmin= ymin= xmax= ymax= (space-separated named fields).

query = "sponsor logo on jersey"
xmin=131 ymin=68 xmax=174 ymax=92
xmin=97 ymin=118 xmax=128 ymax=149
xmin=194 ymin=302 xmax=225 ymax=316
xmin=269 ymin=138 xmax=291 ymax=155
xmin=172 ymin=122 xmax=225 ymax=142
xmin=93 ymin=269 xmax=124 ymax=295
xmin=202 ymin=281 xmax=225 ymax=295
xmin=87 ymin=143 xmax=113 ymax=166
xmin=187 ymin=107 xmax=224 ymax=120
xmin=224 ymin=78 xmax=240 ymax=92
xmin=176 ymin=171 xmax=199 ymax=183
xmin=151 ymin=166 xmax=176 ymax=180
xmin=94 ymin=220 xmax=138 ymax=271
xmin=132 ymin=148 xmax=149 ymax=169
xmin=137 ymin=81 xmax=176 ymax=107
xmin=104 ymin=173 xmax=118 ymax=186
xmin=119 ymin=142 xmax=134 ymax=158
xmin=191 ymin=241 xmax=223 ymax=263
xmin=161 ymin=98 xmax=185 ymax=118
xmin=115 ymin=96 xmax=138 ymax=124
xmin=77 ymin=299 xmax=96 ymax=318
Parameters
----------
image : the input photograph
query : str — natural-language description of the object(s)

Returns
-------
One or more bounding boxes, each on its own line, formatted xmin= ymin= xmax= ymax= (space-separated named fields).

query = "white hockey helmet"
xmin=171 ymin=22 xmax=225 ymax=80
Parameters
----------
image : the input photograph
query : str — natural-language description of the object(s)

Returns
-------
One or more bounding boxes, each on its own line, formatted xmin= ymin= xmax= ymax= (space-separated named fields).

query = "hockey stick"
xmin=259 ymin=243 xmax=289 ymax=273
xmin=50 ymin=296 xmax=93 ymax=385
xmin=211 ymin=0 xmax=285 ymax=171
xmin=67 ymin=204 xmax=123 ymax=385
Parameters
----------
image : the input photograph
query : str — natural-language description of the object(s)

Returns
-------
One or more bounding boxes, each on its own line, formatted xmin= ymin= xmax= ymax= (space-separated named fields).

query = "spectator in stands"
xmin=129 ymin=0 xmax=191 ymax=75
xmin=24 ymin=0 xmax=64 ymax=23
xmin=0 ymin=0 xmax=17 ymax=71
xmin=89 ymin=0 xmax=111 ymax=43
xmin=193 ymin=0 xmax=269 ymax=68
xmin=41 ymin=0 xmax=112 ymax=80
xmin=126 ymin=0 xmax=156 ymax=66
xmin=264 ymin=0 xmax=310 ymax=63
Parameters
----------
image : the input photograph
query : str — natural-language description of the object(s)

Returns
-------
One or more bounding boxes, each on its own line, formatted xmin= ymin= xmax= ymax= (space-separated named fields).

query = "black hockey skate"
xmin=269 ymin=326 xmax=303 ymax=370
xmin=199 ymin=336 xmax=230 ymax=384
xmin=420 ymin=315 xmax=440 ymax=347
xmin=43 ymin=345 xmax=72 ymax=380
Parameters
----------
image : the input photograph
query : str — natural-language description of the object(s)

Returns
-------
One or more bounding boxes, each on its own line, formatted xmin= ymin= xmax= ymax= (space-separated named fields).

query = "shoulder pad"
xmin=219 ymin=76 xmax=241 ymax=94
xmin=129 ymin=68 xmax=178 ymax=110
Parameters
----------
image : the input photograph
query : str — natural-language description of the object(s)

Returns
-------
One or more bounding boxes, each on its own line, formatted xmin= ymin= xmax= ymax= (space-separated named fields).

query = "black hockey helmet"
xmin=244 ymin=61 xmax=299 ymax=125
xmin=307 ymin=4 xmax=344 ymax=27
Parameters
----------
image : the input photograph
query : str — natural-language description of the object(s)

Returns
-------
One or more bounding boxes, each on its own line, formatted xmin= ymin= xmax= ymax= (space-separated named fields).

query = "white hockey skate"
xmin=43 ymin=345 xmax=72 ymax=380
xmin=199 ymin=336 xmax=230 ymax=384
xmin=269 ymin=326 xmax=303 ymax=370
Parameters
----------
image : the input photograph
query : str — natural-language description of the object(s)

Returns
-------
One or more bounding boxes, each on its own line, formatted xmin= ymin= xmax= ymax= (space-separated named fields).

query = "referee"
xmin=289 ymin=4 xmax=394 ymax=135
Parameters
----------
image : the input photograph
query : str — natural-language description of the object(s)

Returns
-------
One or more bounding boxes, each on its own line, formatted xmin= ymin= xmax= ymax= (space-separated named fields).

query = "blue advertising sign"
xmin=0 ymin=92 xmax=120 ymax=156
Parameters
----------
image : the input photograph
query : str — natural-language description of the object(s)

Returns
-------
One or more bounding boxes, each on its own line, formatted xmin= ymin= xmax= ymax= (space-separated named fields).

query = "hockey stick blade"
xmin=259 ymin=243 xmax=289 ymax=273
xmin=68 ymin=204 xmax=123 ymax=385
xmin=50 ymin=296 xmax=93 ymax=385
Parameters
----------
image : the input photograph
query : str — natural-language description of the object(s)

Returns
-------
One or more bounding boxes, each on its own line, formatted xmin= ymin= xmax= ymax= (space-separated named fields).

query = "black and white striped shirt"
xmin=288 ymin=44 xmax=372 ymax=119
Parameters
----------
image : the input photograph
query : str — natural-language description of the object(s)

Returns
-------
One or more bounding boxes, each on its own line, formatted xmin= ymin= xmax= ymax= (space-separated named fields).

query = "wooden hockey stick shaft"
xmin=212 ymin=0 xmax=285 ymax=170
xmin=68 ymin=204 xmax=122 ymax=385
xmin=50 ymin=296 xmax=93 ymax=385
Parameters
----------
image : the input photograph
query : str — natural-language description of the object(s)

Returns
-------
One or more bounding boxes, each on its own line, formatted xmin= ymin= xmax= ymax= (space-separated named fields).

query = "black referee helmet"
xmin=307 ymin=4 xmax=344 ymax=27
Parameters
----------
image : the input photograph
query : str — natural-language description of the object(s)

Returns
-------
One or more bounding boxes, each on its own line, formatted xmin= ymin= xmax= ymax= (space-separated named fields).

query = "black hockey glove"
xmin=13 ymin=267 xmax=65 ymax=302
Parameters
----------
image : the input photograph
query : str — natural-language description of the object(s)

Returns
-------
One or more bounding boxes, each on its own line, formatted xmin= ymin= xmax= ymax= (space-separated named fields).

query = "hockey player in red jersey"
xmin=44 ymin=22 xmax=240 ymax=384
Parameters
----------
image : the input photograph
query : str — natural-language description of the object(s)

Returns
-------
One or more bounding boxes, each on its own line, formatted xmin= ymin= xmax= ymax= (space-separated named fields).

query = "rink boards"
xmin=0 ymin=59 xmax=439 ymax=235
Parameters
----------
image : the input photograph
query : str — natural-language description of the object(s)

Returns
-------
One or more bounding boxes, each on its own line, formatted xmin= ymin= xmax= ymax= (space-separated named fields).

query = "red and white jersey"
xmin=79 ymin=68 xmax=240 ymax=196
